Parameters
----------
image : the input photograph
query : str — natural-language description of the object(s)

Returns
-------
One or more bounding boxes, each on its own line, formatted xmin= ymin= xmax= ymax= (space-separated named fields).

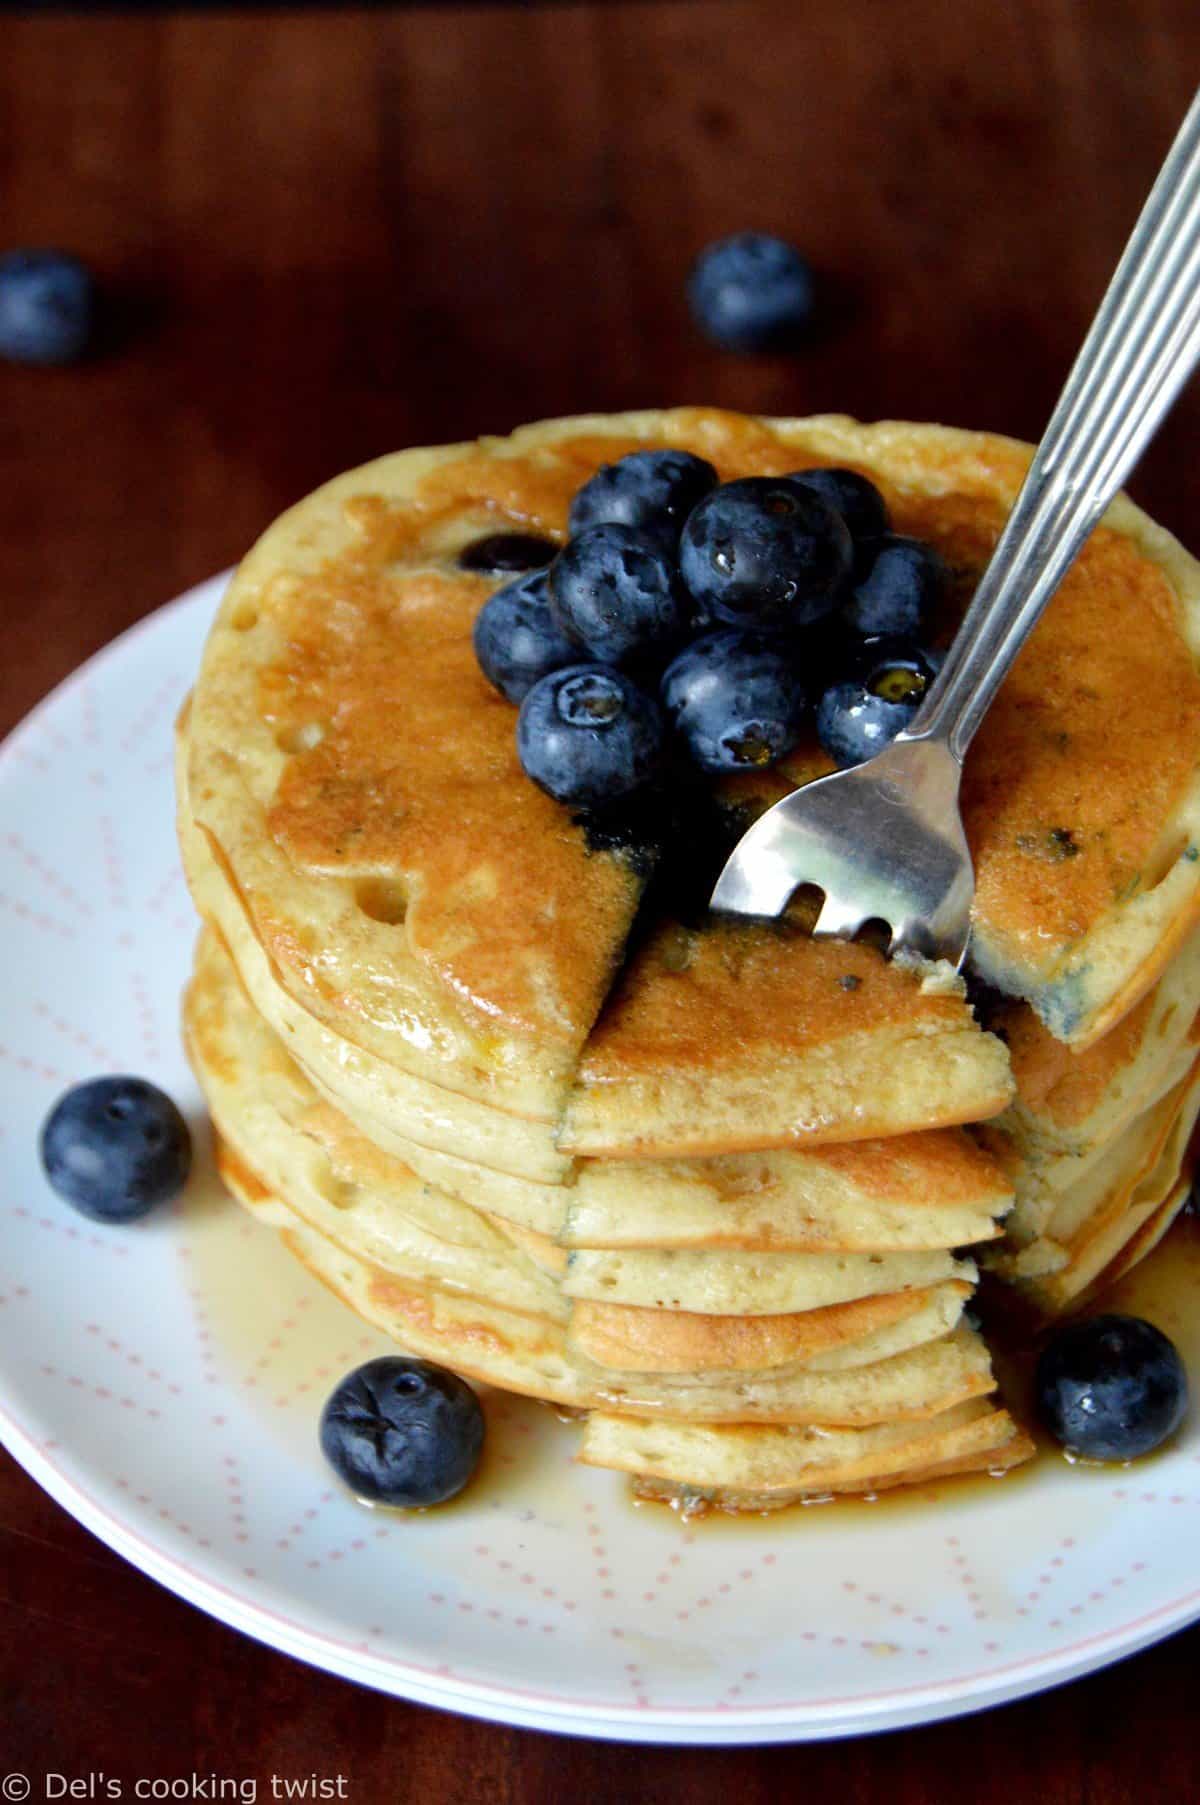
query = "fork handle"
xmin=902 ymin=85 xmax=1200 ymax=764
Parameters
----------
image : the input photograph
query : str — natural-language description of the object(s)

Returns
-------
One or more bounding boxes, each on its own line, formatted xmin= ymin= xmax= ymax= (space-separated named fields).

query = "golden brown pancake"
xmin=578 ymin=1400 xmax=1034 ymax=1510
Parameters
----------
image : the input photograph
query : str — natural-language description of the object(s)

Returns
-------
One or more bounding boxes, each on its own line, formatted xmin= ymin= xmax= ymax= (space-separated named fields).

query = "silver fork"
xmin=710 ymin=87 xmax=1200 ymax=966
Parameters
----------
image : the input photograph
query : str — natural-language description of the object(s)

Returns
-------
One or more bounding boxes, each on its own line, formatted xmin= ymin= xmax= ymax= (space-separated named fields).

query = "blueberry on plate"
xmin=320 ymin=1356 xmax=485 ymax=1507
xmin=842 ymin=534 xmax=947 ymax=639
xmin=789 ymin=467 xmax=891 ymax=553
xmin=816 ymin=636 xmax=941 ymax=768
xmin=549 ymin=523 xmax=689 ymax=668
xmin=1036 ymin=1313 xmax=1188 ymax=1462
xmin=687 ymin=232 xmax=816 ymax=351
xmin=568 ymin=449 xmax=718 ymax=546
xmin=40 ymin=1076 xmax=192 ymax=1223
xmin=457 ymin=532 xmax=558 ymax=574
xmin=680 ymin=476 xmax=852 ymax=633
xmin=473 ymin=568 xmax=578 ymax=703
xmin=518 ymin=664 xmax=665 ymax=806
xmin=662 ymin=630 xmax=807 ymax=773
xmin=0 ymin=249 xmax=95 ymax=365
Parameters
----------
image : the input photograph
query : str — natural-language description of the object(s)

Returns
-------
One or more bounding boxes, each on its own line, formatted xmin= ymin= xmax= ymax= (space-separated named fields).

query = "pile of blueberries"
xmin=470 ymin=449 xmax=946 ymax=809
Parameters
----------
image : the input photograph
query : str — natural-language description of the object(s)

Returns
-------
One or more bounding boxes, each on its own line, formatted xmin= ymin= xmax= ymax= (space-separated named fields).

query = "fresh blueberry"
xmin=518 ymin=664 xmax=665 ymax=806
xmin=473 ymin=569 xmax=577 ymax=703
xmin=679 ymin=477 xmax=852 ymax=633
xmin=549 ymin=524 xmax=689 ymax=668
xmin=40 ymin=1076 xmax=191 ymax=1223
xmin=319 ymin=1356 xmax=484 ymax=1507
xmin=815 ymin=637 xmax=941 ymax=768
xmin=662 ymin=630 xmax=807 ymax=773
xmin=687 ymin=232 xmax=816 ymax=351
xmin=789 ymin=467 xmax=890 ymax=552
xmin=457 ymin=532 xmax=558 ymax=573
xmin=842 ymin=534 xmax=947 ymax=639
xmin=1036 ymin=1314 xmax=1188 ymax=1462
xmin=568 ymin=450 xmax=718 ymax=546
xmin=0 ymin=249 xmax=95 ymax=365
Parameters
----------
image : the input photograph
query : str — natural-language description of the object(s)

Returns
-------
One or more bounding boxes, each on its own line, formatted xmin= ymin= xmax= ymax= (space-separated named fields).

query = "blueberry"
xmin=662 ymin=630 xmax=807 ymax=773
xmin=40 ymin=1076 xmax=191 ymax=1223
xmin=518 ymin=664 xmax=665 ymax=806
xmin=320 ymin=1356 xmax=484 ymax=1507
xmin=1036 ymin=1314 xmax=1188 ymax=1462
xmin=679 ymin=477 xmax=852 ymax=633
xmin=0 ymin=249 xmax=95 ymax=365
xmin=842 ymin=534 xmax=947 ymax=639
xmin=789 ymin=467 xmax=891 ymax=553
xmin=473 ymin=569 xmax=577 ymax=703
xmin=687 ymin=232 xmax=816 ymax=351
xmin=549 ymin=524 xmax=689 ymax=668
xmin=457 ymin=533 xmax=558 ymax=574
xmin=568 ymin=450 xmax=718 ymax=546
xmin=815 ymin=637 xmax=941 ymax=768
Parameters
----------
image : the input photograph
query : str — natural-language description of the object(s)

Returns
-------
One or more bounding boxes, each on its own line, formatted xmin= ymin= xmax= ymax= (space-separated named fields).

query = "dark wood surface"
xmin=4 ymin=3 xmax=1200 ymax=1797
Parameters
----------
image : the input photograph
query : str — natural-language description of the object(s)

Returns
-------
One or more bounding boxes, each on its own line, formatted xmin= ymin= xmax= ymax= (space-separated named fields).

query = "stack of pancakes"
xmin=178 ymin=410 xmax=1200 ymax=1511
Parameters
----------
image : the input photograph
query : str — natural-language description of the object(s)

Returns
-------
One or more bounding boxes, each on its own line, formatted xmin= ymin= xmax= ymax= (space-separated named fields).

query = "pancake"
xmin=183 ymin=408 xmax=1200 ymax=1124
xmin=187 ymin=926 xmax=986 ymax=1386
xmin=184 ymin=936 xmax=566 ymax=1321
xmin=979 ymin=935 xmax=1200 ymax=1235
xmin=1013 ymin=1071 xmax=1200 ymax=1312
xmin=985 ymin=1061 xmax=1200 ymax=1309
xmin=578 ymin=1399 xmax=1034 ymax=1510
xmin=560 ymin=1246 xmax=973 ymax=1316
xmin=993 ymin=932 xmax=1200 ymax=1150
xmin=178 ymin=780 xmax=574 ymax=1190
xmin=559 ymin=917 xmax=1012 ymax=1155
xmin=565 ymin=1284 xmax=971 ymax=1374
xmin=560 ymin=1136 xmax=1008 ymax=1253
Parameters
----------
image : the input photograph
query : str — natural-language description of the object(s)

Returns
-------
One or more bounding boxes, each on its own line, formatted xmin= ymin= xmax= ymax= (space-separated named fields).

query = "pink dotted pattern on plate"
xmin=1 ymin=575 xmax=1199 ymax=1742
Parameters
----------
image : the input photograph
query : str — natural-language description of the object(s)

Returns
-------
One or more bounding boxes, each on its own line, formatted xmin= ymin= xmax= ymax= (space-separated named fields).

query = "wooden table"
xmin=3 ymin=3 xmax=1200 ymax=1796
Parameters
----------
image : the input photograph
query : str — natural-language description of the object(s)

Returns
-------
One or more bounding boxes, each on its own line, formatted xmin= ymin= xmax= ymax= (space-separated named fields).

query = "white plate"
xmin=2 ymin=574 xmax=1200 ymax=1744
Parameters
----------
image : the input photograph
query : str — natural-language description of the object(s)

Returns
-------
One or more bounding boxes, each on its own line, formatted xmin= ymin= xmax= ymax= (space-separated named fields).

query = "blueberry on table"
xmin=320 ymin=1356 xmax=485 ymax=1507
xmin=815 ymin=636 xmax=941 ymax=768
xmin=842 ymin=534 xmax=947 ymax=639
xmin=789 ymin=467 xmax=891 ymax=553
xmin=662 ymin=630 xmax=807 ymax=773
xmin=473 ymin=569 xmax=577 ymax=703
xmin=680 ymin=477 xmax=852 ymax=633
xmin=457 ymin=532 xmax=558 ymax=574
xmin=568 ymin=449 xmax=718 ymax=546
xmin=687 ymin=232 xmax=816 ymax=351
xmin=549 ymin=524 xmax=690 ymax=668
xmin=0 ymin=249 xmax=95 ymax=364
xmin=40 ymin=1076 xmax=192 ymax=1223
xmin=518 ymin=664 xmax=665 ymax=806
xmin=1036 ymin=1313 xmax=1188 ymax=1462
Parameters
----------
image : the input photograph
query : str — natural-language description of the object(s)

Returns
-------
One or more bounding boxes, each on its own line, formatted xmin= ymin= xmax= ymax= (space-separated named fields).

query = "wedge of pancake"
xmin=558 ymin=917 xmax=1012 ymax=1156
xmin=185 ymin=927 xmax=1012 ymax=1472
